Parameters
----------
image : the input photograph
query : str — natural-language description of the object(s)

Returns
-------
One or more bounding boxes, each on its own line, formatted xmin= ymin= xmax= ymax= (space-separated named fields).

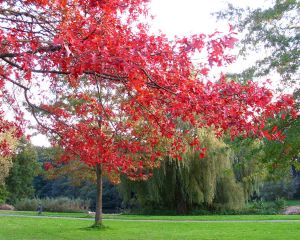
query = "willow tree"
xmin=120 ymin=129 xmax=245 ymax=214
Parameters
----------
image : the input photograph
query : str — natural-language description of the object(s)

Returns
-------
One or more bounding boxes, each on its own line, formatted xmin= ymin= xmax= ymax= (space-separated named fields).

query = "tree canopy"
xmin=0 ymin=0 xmax=296 ymax=175
xmin=216 ymin=0 xmax=300 ymax=87
xmin=216 ymin=0 xmax=300 ymax=173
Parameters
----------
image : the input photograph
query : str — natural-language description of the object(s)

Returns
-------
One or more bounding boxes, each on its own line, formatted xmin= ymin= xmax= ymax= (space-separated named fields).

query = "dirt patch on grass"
xmin=283 ymin=206 xmax=300 ymax=215
xmin=0 ymin=204 xmax=15 ymax=210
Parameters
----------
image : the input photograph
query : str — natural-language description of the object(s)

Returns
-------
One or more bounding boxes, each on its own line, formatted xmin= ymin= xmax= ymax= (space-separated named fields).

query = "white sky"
xmin=149 ymin=0 xmax=269 ymax=36
xmin=31 ymin=0 xmax=270 ymax=146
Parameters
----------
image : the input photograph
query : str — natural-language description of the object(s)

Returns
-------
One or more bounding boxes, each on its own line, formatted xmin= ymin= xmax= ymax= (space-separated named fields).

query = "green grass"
xmin=106 ymin=214 xmax=300 ymax=221
xmin=0 ymin=216 xmax=300 ymax=240
xmin=2 ymin=210 xmax=300 ymax=221
xmin=0 ymin=210 xmax=90 ymax=218
xmin=286 ymin=200 xmax=300 ymax=206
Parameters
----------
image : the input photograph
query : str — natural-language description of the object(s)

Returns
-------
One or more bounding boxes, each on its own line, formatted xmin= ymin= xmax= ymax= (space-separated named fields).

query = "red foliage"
xmin=0 ymin=0 xmax=297 ymax=180
xmin=44 ymin=162 xmax=54 ymax=171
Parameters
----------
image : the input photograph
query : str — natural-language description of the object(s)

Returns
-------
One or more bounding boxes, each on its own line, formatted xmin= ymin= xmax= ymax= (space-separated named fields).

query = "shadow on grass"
xmin=80 ymin=224 xmax=111 ymax=232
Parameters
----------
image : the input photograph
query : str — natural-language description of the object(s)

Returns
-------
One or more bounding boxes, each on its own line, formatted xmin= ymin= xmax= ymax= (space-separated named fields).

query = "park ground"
xmin=1 ymin=211 xmax=300 ymax=240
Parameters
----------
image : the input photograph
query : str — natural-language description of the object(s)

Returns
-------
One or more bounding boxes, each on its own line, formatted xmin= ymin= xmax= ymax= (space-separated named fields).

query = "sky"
xmin=150 ymin=0 xmax=228 ymax=36
xmin=149 ymin=0 xmax=269 ymax=36
xmin=30 ymin=0 xmax=270 ymax=146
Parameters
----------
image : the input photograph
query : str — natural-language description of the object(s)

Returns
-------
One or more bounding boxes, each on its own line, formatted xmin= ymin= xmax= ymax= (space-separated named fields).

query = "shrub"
xmin=15 ymin=197 xmax=90 ymax=212
xmin=241 ymin=198 xmax=287 ymax=215
xmin=273 ymin=198 xmax=286 ymax=211
xmin=15 ymin=198 xmax=39 ymax=211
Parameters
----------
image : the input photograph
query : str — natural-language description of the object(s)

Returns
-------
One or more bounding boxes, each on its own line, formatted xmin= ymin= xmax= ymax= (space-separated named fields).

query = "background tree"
xmin=228 ymin=137 xmax=267 ymax=201
xmin=5 ymin=139 xmax=39 ymax=204
xmin=216 ymin=0 xmax=300 ymax=86
xmin=120 ymin=129 xmax=245 ymax=214
xmin=216 ymin=0 xmax=300 ymax=199
xmin=0 ymin=130 xmax=18 ymax=185
xmin=37 ymin=147 xmax=121 ymax=211
xmin=216 ymin=0 xmax=300 ymax=164
xmin=0 ymin=130 xmax=19 ymax=203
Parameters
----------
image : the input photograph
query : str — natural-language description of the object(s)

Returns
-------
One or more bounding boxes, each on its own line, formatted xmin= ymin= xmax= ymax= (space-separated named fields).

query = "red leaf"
xmin=200 ymin=67 xmax=210 ymax=76
xmin=224 ymin=36 xmax=238 ymax=49
xmin=271 ymin=125 xmax=278 ymax=133
xmin=262 ymin=130 xmax=272 ymax=140
xmin=199 ymin=148 xmax=207 ymax=159
xmin=44 ymin=162 xmax=53 ymax=171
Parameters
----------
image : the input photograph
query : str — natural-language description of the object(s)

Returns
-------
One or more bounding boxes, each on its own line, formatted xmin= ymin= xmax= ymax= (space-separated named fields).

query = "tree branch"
xmin=0 ymin=45 xmax=62 ymax=58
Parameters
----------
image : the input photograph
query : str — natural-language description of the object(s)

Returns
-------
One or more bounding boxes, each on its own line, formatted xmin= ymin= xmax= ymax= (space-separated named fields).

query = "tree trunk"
xmin=94 ymin=163 xmax=103 ymax=227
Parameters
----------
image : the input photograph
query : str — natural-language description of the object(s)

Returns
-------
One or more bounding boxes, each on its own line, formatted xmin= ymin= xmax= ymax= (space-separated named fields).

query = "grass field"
xmin=286 ymin=200 xmax=300 ymax=206
xmin=1 ymin=215 xmax=300 ymax=240
xmin=2 ymin=210 xmax=300 ymax=221
xmin=3 ymin=200 xmax=300 ymax=239
xmin=0 ymin=210 xmax=89 ymax=218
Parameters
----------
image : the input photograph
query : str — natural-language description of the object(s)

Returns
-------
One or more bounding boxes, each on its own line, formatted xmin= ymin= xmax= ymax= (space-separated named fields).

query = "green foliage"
xmin=228 ymin=137 xmax=267 ymax=200
xmin=14 ymin=198 xmax=39 ymax=211
xmin=274 ymin=197 xmax=287 ymax=210
xmin=216 ymin=0 xmax=300 ymax=86
xmin=15 ymin=197 xmax=90 ymax=213
xmin=286 ymin=199 xmax=300 ymax=206
xmin=5 ymin=139 xmax=39 ymax=204
xmin=246 ymin=198 xmax=286 ymax=214
xmin=214 ymin=174 xmax=245 ymax=211
xmin=262 ymin=117 xmax=300 ymax=175
xmin=0 ymin=185 xmax=8 ymax=204
xmin=0 ymin=130 xmax=18 ymax=186
xmin=227 ymin=117 xmax=299 ymax=199
xmin=120 ymin=129 xmax=245 ymax=214
xmin=216 ymin=0 xmax=300 ymax=204
xmin=33 ymin=146 xmax=122 ymax=212
xmin=259 ymin=179 xmax=295 ymax=200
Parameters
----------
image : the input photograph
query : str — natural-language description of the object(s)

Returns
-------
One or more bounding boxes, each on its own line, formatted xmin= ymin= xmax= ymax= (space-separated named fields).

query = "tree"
xmin=228 ymin=137 xmax=266 ymax=200
xmin=120 ymin=129 xmax=245 ymax=214
xmin=0 ymin=130 xmax=18 ymax=185
xmin=0 ymin=129 xmax=19 ymax=203
xmin=215 ymin=0 xmax=300 ymax=86
xmin=216 ymin=0 xmax=300 ymax=174
xmin=215 ymin=1 xmax=300 ymax=201
xmin=0 ymin=0 xmax=296 ymax=226
xmin=5 ymin=139 xmax=39 ymax=204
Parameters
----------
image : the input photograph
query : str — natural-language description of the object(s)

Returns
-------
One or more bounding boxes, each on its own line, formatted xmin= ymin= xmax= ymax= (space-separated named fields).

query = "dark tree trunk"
xmin=94 ymin=163 xmax=103 ymax=227
xmin=174 ymin=171 xmax=188 ymax=215
xmin=176 ymin=198 xmax=188 ymax=215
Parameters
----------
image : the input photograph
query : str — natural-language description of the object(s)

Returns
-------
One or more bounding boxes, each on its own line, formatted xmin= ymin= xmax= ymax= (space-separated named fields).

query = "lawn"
xmin=286 ymin=200 xmax=300 ymax=206
xmin=2 ymin=210 xmax=300 ymax=221
xmin=1 ymin=215 xmax=300 ymax=240
xmin=0 ymin=210 xmax=89 ymax=218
